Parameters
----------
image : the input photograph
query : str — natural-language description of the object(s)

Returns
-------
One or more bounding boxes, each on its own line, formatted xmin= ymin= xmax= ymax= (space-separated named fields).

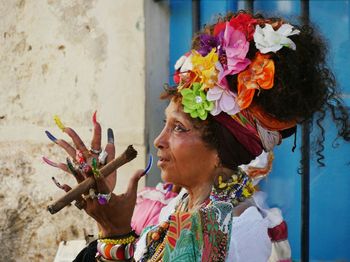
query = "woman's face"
xmin=154 ymin=100 xmax=218 ymax=188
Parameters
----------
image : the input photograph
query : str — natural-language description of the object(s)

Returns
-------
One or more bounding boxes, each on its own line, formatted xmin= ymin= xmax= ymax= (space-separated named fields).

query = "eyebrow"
xmin=165 ymin=109 xmax=190 ymax=124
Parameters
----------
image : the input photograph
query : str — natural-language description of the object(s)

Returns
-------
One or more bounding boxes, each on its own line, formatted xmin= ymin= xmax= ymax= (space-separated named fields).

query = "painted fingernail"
xmin=52 ymin=177 xmax=71 ymax=192
xmin=42 ymin=156 xmax=59 ymax=168
xmin=107 ymin=128 xmax=114 ymax=144
xmin=92 ymin=111 xmax=97 ymax=125
xmin=92 ymin=158 xmax=98 ymax=169
xmin=45 ymin=130 xmax=57 ymax=143
xmin=142 ymin=154 xmax=153 ymax=176
xmin=54 ymin=115 xmax=66 ymax=132
xmin=164 ymin=183 xmax=173 ymax=192
xmin=91 ymin=158 xmax=101 ymax=179
xmin=66 ymin=157 xmax=78 ymax=177
xmin=52 ymin=176 xmax=63 ymax=189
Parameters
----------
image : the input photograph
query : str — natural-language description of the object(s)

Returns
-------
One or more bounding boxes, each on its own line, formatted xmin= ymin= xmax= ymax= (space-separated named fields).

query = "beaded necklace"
xmin=141 ymin=168 xmax=254 ymax=261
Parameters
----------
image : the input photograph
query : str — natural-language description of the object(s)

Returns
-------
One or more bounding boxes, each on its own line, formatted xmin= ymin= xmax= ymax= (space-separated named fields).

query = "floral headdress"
xmin=173 ymin=13 xmax=300 ymax=156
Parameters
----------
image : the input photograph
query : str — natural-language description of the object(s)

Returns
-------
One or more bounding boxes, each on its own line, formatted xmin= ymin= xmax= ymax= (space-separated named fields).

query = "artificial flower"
xmin=175 ymin=52 xmax=193 ymax=72
xmin=213 ymin=21 xmax=226 ymax=36
xmin=180 ymin=82 xmax=214 ymax=120
xmin=192 ymin=49 xmax=219 ymax=90
xmin=197 ymin=34 xmax=220 ymax=56
xmin=237 ymin=53 xmax=275 ymax=109
xmin=174 ymin=53 xmax=198 ymax=89
xmin=207 ymin=85 xmax=240 ymax=116
xmin=253 ymin=23 xmax=300 ymax=54
xmin=217 ymin=22 xmax=251 ymax=83
xmin=229 ymin=13 xmax=257 ymax=41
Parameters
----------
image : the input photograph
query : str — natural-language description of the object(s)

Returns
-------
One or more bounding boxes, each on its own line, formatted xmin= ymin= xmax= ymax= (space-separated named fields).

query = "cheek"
xmin=171 ymin=137 xmax=211 ymax=174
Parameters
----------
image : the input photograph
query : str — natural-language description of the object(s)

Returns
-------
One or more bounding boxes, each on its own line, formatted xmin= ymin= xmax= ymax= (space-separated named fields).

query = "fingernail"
xmin=45 ymin=130 xmax=57 ymax=143
xmin=43 ymin=156 xmax=59 ymax=168
xmin=54 ymin=115 xmax=66 ymax=132
xmin=66 ymin=158 xmax=78 ymax=177
xmin=92 ymin=158 xmax=98 ymax=169
xmin=107 ymin=128 xmax=114 ymax=144
xmin=92 ymin=111 xmax=97 ymax=125
xmin=52 ymin=177 xmax=70 ymax=192
xmin=165 ymin=183 xmax=173 ymax=192
xmin=142 ymin=154 xmax=153 ymax=176
xmin=52 ymin=176 xmax=63 ymax=189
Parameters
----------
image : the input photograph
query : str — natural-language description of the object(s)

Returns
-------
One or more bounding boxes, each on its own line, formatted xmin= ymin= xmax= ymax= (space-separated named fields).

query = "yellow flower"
xmin=191 ymin=49 xmax=219 ymax=90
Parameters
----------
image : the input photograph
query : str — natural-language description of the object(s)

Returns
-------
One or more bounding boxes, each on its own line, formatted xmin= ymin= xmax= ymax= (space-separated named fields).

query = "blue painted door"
xmin=169 ymin=1 xmax=350 ymax=260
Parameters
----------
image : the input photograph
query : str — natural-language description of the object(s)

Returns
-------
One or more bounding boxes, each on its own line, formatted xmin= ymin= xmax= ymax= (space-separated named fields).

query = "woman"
xmin=46 ymin=11 xmax=349 ymax=261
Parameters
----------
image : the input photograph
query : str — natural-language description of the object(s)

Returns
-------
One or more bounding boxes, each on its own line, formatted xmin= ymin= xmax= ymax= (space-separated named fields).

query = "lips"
xmin=157 ymin=154 xmax=170 ymax=167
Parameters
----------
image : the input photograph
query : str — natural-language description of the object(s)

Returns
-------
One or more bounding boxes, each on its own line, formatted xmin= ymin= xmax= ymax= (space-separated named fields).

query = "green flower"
xmin=180 ymin=82 xmax=214 ymax=120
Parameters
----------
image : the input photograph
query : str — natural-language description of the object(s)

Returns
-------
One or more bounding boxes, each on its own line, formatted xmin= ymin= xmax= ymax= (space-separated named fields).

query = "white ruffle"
xmin=226 ymin=206 xmax=272 ymax=262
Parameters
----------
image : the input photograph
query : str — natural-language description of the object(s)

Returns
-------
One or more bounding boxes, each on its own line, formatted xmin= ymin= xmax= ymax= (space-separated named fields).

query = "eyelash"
xmin=163 ymin=119 xmax=190 ymax=133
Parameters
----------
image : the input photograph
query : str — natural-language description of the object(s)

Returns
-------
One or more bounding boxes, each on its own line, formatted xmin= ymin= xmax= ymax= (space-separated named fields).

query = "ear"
xmin=214 ymin=153 xmax=221 ymax=168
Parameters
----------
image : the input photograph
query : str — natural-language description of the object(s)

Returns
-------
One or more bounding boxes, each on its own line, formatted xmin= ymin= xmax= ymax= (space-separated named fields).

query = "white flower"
xmin=253 ymin=24 xmax=300 ymax=53
xmin=174 ymin=53 xmax=193 ymax=72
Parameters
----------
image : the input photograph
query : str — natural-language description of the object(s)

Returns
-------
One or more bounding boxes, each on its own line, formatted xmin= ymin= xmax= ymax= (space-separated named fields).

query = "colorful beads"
xmin=97 ymin=241 xmax=135 ymax=261
xmin=99 ymin=234 xmax=136 ymax=245
xmin=151 ymin=232 xmax=160 ymax=241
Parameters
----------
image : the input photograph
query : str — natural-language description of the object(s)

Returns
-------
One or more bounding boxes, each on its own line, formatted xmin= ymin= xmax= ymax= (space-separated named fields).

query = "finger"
xmin=104 ymin=128 xmax=116 ymax=189
xmin=90 ymin=111 xmax=102 ymax=155
xmin=45 ymin=131 xmax=76 ymax=158
xmin=95 ymin=175 xmax=111 ymax=195
xmin=64 ymin=127 xmax=90 ymax=159
xmin=52 ymin=116 xmax=89 ymax=158
xmin=42 ymin=156 xmax=68 ymax=172
xmin=125 ymin=169 xmax=144 ymax=198
xmin=56 ymin=139 xmax=77 ymax=159
xmin=107 ymin=128 xmax=114 ymax=144
xmin=51 ymin=177 xmax=72 ymax=192
xmin=66 ymin=157 xmax=85 ymax=183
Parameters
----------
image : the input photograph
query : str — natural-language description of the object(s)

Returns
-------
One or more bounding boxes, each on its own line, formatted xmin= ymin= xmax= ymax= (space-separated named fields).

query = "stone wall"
xmin=0 ymin=0 xmax=147 ymax=260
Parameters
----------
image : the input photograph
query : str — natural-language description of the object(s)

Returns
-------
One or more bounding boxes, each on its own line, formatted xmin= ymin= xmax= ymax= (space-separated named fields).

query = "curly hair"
xmin=190 ymin=11 xmax=350 ymax=167
xmin=163 ymin=10 xmax=350 ymax=168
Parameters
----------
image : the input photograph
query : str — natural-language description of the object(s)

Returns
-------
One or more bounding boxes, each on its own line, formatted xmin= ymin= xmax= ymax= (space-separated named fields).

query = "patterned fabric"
xmin=161 ymin=201 xmax=234 ymax=262
xmin=140 ymin=170 xmax=258 ymax=261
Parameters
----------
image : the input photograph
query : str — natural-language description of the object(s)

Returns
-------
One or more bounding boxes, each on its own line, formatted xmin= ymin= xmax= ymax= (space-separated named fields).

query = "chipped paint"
xmin=0 ymin=0 xmax=147 ymax=260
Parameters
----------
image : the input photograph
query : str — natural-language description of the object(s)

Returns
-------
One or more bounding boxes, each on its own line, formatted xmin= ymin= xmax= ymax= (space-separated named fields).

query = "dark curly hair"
xmin=163 ymin=10 xmax=350 ymax=168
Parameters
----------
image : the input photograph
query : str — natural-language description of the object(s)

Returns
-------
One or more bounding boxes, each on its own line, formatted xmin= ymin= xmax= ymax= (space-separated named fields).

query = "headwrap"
xmin=172 ymin=13 xmax=300 ymax=166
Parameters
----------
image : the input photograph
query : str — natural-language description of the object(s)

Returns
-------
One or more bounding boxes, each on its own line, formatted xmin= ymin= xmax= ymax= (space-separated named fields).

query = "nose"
xmin=154 ymin=126 xmax=168 ymax=149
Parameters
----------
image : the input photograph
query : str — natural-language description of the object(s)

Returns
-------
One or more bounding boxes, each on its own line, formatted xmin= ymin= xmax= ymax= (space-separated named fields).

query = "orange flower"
xmin=237 ymin=53 xmax=275 ymax=109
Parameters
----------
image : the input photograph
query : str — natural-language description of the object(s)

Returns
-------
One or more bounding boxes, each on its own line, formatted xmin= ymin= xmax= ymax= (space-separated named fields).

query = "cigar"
xmin=47 ymin=145 xmax=137 ymax=214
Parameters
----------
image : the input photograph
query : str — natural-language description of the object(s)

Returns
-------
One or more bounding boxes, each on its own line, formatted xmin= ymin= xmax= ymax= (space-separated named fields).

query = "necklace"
xmin=141 ymin=169 xmax=254 ymax=261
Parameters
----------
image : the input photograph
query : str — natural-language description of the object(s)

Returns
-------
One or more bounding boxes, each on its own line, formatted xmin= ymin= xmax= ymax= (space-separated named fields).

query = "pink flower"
xmin=206 ymin=82 xmax=240 ymax=116
xmin=217 ymin=23 xmax=251 ymax=84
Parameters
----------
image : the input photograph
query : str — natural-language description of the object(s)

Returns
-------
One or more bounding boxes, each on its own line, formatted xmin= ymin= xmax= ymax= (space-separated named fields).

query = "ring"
xmin=98 ymin=150 xmax=108 ymax=165
xmin=82 ymin=188 xmax=97 ymax=200
xmin=97 ymin=192 xmax=112 ymax=205
xmin=90 ymin=147 xmax=102 ymax=154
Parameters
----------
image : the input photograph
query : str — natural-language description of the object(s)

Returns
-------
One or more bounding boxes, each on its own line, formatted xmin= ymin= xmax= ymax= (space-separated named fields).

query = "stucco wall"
xmin=0 ymin=0 xmax=146 ymax=261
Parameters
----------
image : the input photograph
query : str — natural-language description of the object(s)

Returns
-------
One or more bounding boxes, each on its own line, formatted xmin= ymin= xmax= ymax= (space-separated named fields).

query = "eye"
xmin=173 ymin=123 xmax=190 ymax=132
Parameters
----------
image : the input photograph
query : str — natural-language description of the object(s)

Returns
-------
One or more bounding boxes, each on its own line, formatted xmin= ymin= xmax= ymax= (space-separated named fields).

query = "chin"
xmin=160 ymin=170 xmax=175 ymax=184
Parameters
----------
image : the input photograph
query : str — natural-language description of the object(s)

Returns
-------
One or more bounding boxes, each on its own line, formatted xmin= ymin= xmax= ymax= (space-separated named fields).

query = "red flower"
xmin=173 ymin=70 xmax=180 ymax=84
xmin=229 ymin=13 xmax=257 ymax=41
xmin=213 ymin=21 xmax=226 ymax=36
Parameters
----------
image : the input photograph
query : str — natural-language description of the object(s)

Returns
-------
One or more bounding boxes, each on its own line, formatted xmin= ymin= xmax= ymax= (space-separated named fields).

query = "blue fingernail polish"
xmin=45 ymin=130 xmax=57 ymax=142
xmin=143 ymin=154 xmax=153 ymax=175
xmin=107 ymin=128 xmax=114 ymax=144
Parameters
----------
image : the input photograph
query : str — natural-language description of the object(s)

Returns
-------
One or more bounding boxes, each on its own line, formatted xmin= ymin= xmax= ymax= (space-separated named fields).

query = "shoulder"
xmin=226 ymin=206 xmax=272 ymax=262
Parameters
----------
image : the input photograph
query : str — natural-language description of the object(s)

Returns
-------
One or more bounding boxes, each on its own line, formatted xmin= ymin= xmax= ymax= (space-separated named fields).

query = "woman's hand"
xmin=44 ymin=113 xmax=144 ymax=237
